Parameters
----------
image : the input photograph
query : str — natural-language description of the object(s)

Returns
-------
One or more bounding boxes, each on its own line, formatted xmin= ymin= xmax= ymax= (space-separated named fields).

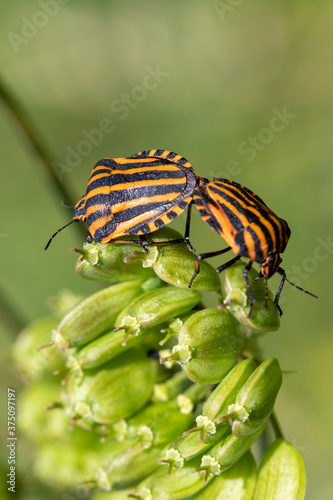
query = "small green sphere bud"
xmin=142 ymin=228 xmax=221 ymax=291
xmin=229 ymin=358 xmax=282 ymax=438
xmin=202 ymin=359 xmax=256 ymax=421
xmin=191 ymin=451 xmax=257 ymax=499
xmin=12 ymin=316 xmax=64 ymax=381
xmin=74 ymin=238 xmax=155 ymax=282
xmin=54 ymin=280 xmax=145 ymax=349
xmin=114 ymin=286 xmax=202 ymax=340
xmin=176 ymin=308 xmax=245 ymax=384
xmin=222 ymin=261 xmax=280 ymax=332
xmin=62 ymin=349 xmax=157 ymax=425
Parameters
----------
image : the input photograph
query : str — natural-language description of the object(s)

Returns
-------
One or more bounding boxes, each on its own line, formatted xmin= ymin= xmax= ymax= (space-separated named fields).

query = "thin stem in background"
xmin=0 ymin=76 xmax=86 ymax=333
xmin=0 ymin=76 xmax=85 ymax=239
xmin=0 ymin=284 xmax=26 ymax=335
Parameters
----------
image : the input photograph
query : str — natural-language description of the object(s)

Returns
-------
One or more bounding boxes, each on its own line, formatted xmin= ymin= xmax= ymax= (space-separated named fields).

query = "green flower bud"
xmin=159 ymin=420 xmax=230 ymax=475
xmin=12 ymin=316 xmax=65 ymax=381
xmin=140 ymin=228 xmax=221 ymax=291
xmin=159 ymin=312 xmax=194 ymax=346
xmin=53 ymin=280 xmax=145 ymax=349
xmin=114 ymin=286 xmax=202 ymax=343
xmin=191 ymin=451 xmax=257 ymax=500
xmin=175 ymin=308 xmax=245 ymax=384
xmin=74 ymin=238 xmax=155 ymax=282
xmin=18 ymin=380 xmax=68 ymax=444
xmin=253 ymin=439 xmax=306 ymax=500
xmin=126 ymin=399 xmax=194 ymax=447
xmin=136 ymin=456 xmax=212 ymax=499
xmin=226 ymin=358 xmax=282 ymax=438
xmin=202 ymin=359 xmax=256 ymax=421
xmin=62 ymin=349 xmax=157 ymax=426
xmin=222 ymin=260 xmax=280 ymax=332
xmin=196 ymin=424 xmax=265 ymax=482
xmin=33 ymin=423 xmax=119 ymax=489
xmin=95 ymin=443 xmax=166 ymax=492
xmin=67 ymin=325 xmax=164 ymax=373
xmin=152 ymin=372 xmax=192 ymax=403
xmin=95 ymin=399 xmax=194 ymax=491
xmin=46 ymin=289 xmax=84 ymax=318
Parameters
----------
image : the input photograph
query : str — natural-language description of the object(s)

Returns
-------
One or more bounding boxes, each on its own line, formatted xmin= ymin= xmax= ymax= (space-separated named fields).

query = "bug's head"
xmin=260 ymin=253 xmax=282 ymax=279
xmin=73 ymin=195 xmax=87 ymax=223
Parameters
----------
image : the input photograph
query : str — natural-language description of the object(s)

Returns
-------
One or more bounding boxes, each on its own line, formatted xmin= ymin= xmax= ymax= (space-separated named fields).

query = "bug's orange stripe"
xmin=114 ymin=157 xmax=163 ymax=165
xmin=85 ymin=186 xmax=111 ymax=199
xmin=208 ymin=192 xmax=268 ymax=258
xmin=87 ymin=172 xmax=111 ymax=187
xmin=111 ymin=193 xmax=179 ymax=214
xmin=101 ymin=209 xmax=161 ymax=240
xmin=212 ymin=185 xmax=277 ymax=250
xmin=109 ymin=165 xmax=180 ymax=175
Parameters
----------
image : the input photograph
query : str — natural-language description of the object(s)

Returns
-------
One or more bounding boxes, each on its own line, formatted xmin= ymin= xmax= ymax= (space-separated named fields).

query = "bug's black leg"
xmin=274 ymin=269 xmax=286 ymax=316
xmin=183 ymin=202 xmax=196 ymax=253
xmin=215 ymin=253 xmax=241 ymax=274
xmin=242 ymin=261 xmax=255 ymax=317
xmin=265 ymin=279 xmax=269 ymax=310
xmin=139 ymin=234 xmax=150 ymax=255
xmin=188 ymin=248 xmax=234 ymax=288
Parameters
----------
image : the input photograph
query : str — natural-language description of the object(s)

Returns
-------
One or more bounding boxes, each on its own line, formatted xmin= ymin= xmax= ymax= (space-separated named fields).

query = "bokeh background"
xmin=0 ymin=1 xmax=332 ymax=498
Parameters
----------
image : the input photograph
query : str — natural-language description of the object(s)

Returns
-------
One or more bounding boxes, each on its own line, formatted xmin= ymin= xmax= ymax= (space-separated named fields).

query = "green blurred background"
xmin=0 ymin=0 xmax=332 ymax=498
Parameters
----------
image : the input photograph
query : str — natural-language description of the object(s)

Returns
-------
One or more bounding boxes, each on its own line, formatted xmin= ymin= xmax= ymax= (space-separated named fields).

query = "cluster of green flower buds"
xmin=12 ymin=227 xmax=306 ymax=499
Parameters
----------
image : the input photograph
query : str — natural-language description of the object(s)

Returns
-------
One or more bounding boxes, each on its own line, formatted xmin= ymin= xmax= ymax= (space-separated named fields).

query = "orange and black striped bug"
xmin=45 ymin=149 xmax=197 ymax=252
xmin=189 ymin=177 xmax=318 ymax=315
xmin=45 ymin=150 xmax=317 ymax=316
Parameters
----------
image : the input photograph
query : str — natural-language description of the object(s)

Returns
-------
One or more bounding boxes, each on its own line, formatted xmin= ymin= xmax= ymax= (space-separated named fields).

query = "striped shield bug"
xmin=190 ymin=177 xmax=318 ymax=315
xmin=45 ymin=149 xmax=197 ymax=251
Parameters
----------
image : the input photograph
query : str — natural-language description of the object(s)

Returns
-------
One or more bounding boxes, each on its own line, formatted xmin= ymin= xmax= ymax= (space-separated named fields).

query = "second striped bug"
xmin=189 ymin=177 xmax=318 ymax=315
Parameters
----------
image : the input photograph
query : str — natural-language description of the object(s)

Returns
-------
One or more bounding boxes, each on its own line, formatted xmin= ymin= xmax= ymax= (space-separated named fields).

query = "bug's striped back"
xmin=73 ymin=150 xmax=197 ymax=243
xmin=194 ymin=177 xmax=291 ymax=278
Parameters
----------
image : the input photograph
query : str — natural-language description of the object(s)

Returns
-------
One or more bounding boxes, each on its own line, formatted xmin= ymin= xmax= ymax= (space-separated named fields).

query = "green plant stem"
xmin=0 ymin=76 xmax=85 ymax=239
xmin=269 ymin=410 xmax=284 ymax=440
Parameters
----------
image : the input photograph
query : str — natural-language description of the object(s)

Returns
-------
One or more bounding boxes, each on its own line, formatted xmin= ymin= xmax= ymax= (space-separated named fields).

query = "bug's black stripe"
xmin=94 ymin=220 xmax=117 ymax=243
xmin=86 ymin=208 xmax=112 ymax=225
xmin=211 ymin=180 xmax=290 ymax=253
xmin=94 ymin=159 xmax=117 ymax=169
xmin=213 ymin=182 xmax=283 ymax=239
xmin=153 ymin=218 xmax=165 ymax=229
xmin=178 ymin=200 xmax=189 ymax=210
xmin=130 ymin=150 xmax=193 ymax=170
xmin=88 ymin=168 xmax=113 ymax=178
xmin=87 ymin=171 xmax=186 ymax=193
xmin=85 ymin=193 xmax=111 ymax=207
xmin=85 ymin=182 xmax=187 ymax=209
xmin=208 ymin=184 xmax=279 ymax=253
xmin=124 ymin=201 xmax=186 ymax=234
xmin=167 ymin=211 xmax=177 ymax=220
xmin=213 ymin=178 xmax=268 ymax=209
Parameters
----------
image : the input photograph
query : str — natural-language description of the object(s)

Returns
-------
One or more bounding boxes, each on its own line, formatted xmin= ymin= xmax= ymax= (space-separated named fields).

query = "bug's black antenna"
xmin=45 ymin=220 xmax=75 ymax=250
xmin=275 ymin=267 xmax=318 ymax=302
